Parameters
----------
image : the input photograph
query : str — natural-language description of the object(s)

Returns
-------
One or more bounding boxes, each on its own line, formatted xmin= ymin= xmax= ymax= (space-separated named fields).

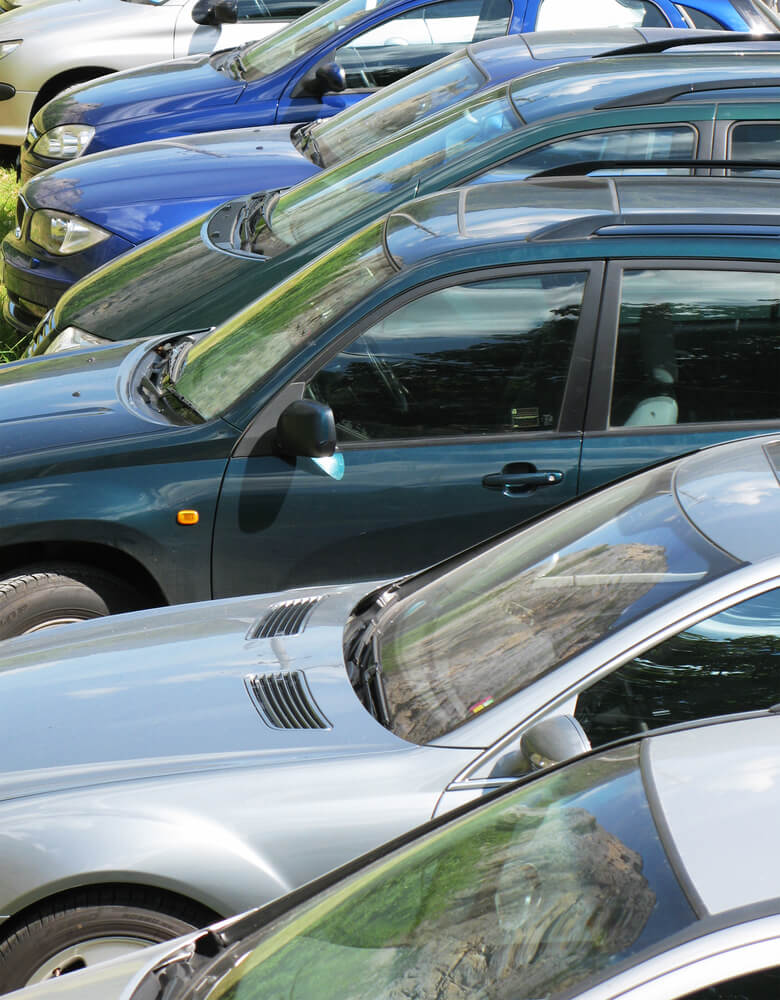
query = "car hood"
xmin=36 ymin=55 xmax=245 ymax=132
xmin=0 ymin=581 xmax=407 ymax=802
xmin=0 ymin=339 xmax=181 ymax=466
xmin=24 ymin=126 xmax=320 ymax=244
xmin=24 ymin=125 xmax=320 ymax=243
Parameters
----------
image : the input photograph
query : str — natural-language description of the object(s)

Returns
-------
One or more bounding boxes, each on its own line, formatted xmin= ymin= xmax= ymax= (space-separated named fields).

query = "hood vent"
xmin=246 ymin=671 xmax=331 ymax=730
xmin=254 ymin=596 xmax=323 ymax=639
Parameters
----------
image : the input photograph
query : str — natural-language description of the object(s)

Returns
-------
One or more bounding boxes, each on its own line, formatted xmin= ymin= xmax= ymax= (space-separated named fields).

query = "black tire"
xmin=0 ymin=888 xmax=207 ymax=991
xmin=0 ymin=567 xmax=140 ymax=638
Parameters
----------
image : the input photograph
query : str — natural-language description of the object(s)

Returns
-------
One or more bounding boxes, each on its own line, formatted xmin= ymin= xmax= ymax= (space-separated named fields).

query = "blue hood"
xmin=37 ymin=55 xmax=246 ymax=132
xmin=23 ymin=126 xmax=321 ymax=244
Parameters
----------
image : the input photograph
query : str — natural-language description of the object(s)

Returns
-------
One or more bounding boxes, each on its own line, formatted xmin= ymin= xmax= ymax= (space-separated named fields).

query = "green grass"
xmin=0 ymin=148 xmax=28 ymax=361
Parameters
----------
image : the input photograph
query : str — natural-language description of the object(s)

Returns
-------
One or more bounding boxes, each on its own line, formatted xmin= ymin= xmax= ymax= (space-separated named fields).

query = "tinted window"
xmin=334 ymin=0 xmax=511 ymax=89
xmin=683 ymin=967 xmax=780 ymax=1000
xmin=729 ymin=122 xmax=780 ymax=175
xmin=675 ymin=4 xmax=723 ymax=27
xmin=237 ymin=0 xmax=320 ymax=17
xmin=575 ymin=589 xmax=780 ymax=747
xmin=307 ymin=272 xmax=587 ymax=441
xmin=473 ymin=126 xmax=696 ymax=185
xmin=536 ymin=0 xmax=668 ymax=28
xmin=611 ymin=268 xmax=780 ymax=428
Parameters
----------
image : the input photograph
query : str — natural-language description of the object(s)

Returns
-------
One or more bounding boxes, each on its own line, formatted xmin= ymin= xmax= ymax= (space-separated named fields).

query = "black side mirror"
xmin=276 ymin=399 xmax=336 ymax=458
xmin=298 ymin=61 xmax=347 ymax=98
xmin=192 ymin=0 xmax=237 ymax=25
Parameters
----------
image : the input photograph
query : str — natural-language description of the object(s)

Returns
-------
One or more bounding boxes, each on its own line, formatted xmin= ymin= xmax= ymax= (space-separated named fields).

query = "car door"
xmin=210 ymin=262 xmax=603 ymax=599
xmin=275 ymin=0 xmax=513 ymax=124
xmin=579 ymin=260 xmax=780 ymax=496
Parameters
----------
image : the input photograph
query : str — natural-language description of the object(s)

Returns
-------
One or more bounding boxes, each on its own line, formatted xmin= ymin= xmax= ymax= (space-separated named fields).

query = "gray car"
xmin=0 ymin=0 xmax=319 ymax=146
xmin=0 ymin=433 xmax=779 ymax=987
xmin=4 ymin=711 xmax=780 ymax=1000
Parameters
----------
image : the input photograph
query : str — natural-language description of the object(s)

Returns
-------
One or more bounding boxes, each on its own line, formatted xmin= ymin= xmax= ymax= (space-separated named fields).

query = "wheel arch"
xmin=32 ymin=67 xmax=118 ymax=118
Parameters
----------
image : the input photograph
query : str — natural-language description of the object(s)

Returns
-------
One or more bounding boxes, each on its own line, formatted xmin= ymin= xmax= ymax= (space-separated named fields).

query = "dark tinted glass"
xmin=237 ymin=0 xmax=320 ymax=16
xmin=682 ymin=966 xmax=780 ymax=1000
xmin=611 ymin=269 xmax=780 ymax=427
xmin=335 ymin=0 xmax=511 ymax=89
xmin=473 ymin=126 xmax=696 ymax=185
xmin=678 ymin=4 xmax=723 ymax=27
xmin=728 ymin=122 xmax=780 ymax=176
xmin=307 ymin=272 xmax=586 ymax=441
xmin=575 ymin=589 xmax=780 ymax=746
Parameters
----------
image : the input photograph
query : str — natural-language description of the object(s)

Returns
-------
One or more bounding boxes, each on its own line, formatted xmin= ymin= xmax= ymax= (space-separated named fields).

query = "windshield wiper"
xmin=344 ymin=587 xmax=398 ymax=728
xmin=139 ymin=337 xmax=205 ymax=423
xmin=294 ymin=122 xmax=325 ymax=167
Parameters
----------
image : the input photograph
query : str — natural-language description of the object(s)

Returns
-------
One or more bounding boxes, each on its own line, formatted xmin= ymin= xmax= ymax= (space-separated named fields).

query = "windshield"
xmin=175 ymin=220 xmax=395 ymax=418
xmin=263 ymin=86 xmax=518 ymax=250
xmin=202 ymin=746 xmax=695 ymax=1000
xmin=305 ymin=49 xmax=487 ymax=168
xmin=239 ymin=0 xmax=396 ymax=80
xmin=378 ymin=463 xmax=739 ymax=745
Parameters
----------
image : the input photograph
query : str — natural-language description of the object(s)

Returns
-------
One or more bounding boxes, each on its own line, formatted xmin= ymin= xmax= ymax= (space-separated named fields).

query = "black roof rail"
xmin=529 ymin=158 xmax=780 ymax=178
xmin=595 ymin=75 xmax=780 ymax=109
xmin=599 ymin=31 xmax=780 ymax=57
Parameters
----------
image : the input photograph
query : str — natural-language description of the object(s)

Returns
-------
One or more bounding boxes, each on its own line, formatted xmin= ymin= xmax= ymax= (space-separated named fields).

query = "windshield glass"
xmin=308 ymin=49 xmax=487 ymax=168
xmin=175 ymin=220 xmax=394 ymax=418
xmin=203 ymin=746 xmax=695 ymax=1000
xmin=264 ymin=87 xmax=518 ymax=249
xmin=240 ymin=0 xmax=396 ymax=79
xmin=379 ymin=463 xmax=739 ymax=745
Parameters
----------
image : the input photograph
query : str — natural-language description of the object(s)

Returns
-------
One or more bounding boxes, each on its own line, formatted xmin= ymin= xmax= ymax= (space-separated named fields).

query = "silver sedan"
xmin=0 ymin=433 xmax=779 ymax=986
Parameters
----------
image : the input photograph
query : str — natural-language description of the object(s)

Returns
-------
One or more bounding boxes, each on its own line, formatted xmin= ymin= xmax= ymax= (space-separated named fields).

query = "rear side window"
xmin=674 ymin=4 xmax=724 ymax=26
xmin=729 ymin=122 xmax=780 ymax=175
xmin=236 ymin=0 xmax=322 ymax=16
xmin=536 ymin=0 xmax=669 ymax=28
xmin=611 ymin=268 xmax=780 ymax=427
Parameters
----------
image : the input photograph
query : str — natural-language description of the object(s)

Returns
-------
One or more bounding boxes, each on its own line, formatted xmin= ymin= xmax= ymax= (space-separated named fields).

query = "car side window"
xmin=675 ymin=4 xmax=724 ymax=27
xmin=681 ymin=966 xmax=780 ymax=1000
xmin=535 ymin=0 xmax=669 ymax=29
xmin=610 ymin=268 xmax=780 ymax=428
xmin=472 ymin=126 xmax=697 ymax=185
xmin=728 ymin=122 xmax=780 ymax=175
xmin=333 ymin=0 xmax=511 ymax=90
xmin=236 ymin=0 xmax=320 ymax=17
xmin=573 ymin=589 xmax=780 ymax=747
xmin=306 ymin=272 xmax=588 ymax=441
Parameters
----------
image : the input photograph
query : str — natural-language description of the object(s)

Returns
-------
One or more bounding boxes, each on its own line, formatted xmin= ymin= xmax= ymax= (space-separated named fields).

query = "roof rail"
xmin=595 ymin=76 xmax=780 ymax=110
xmin=599 ymin=31 xmax=780 ymax=57
xmin=530 ymin=158 xmax=780 ymax=178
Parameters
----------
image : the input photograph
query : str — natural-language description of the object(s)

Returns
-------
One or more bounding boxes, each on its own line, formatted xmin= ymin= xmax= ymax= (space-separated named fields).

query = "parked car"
xmin=0 ymin=439 xmax=778 ymax=986
xmin=19 ymin=47 xmax=780 ymax=349
xmin=9 ymin=29 xmax=779 ymax=336
xmin=16 ymin=0 xmax=780 ymax=180
xmin=0 ymin=0 xmax=333 ymax=148
xmin=3 ymin=175 xmax=780 ymax=629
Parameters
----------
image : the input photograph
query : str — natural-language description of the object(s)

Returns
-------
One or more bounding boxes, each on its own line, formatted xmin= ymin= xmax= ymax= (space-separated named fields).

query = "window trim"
xmin=585 ymin=258 xmax=780 ymax=435
xmin=293 ymin=259 xmax=604 ymax=448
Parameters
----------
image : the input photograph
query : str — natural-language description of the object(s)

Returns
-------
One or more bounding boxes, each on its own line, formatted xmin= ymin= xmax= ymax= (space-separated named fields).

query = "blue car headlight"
xmin=29 ymin=209 xmax=110 ymax=255
xmin=32 ymin=123 xmax=95 ymax=160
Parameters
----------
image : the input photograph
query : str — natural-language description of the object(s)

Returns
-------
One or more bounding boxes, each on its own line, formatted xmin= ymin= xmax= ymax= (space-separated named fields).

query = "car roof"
xmin=647 ymin=714 xmax=780 ymax=915
xmin=384 ymin=176 xmax=780 ymax=268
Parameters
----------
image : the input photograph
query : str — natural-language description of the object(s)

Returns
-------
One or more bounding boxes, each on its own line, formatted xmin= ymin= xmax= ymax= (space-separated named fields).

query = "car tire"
xmin=0 ymin=568 xmax=139 ymax=638
xmin=0 ymin=889 xmax=207 ymax=990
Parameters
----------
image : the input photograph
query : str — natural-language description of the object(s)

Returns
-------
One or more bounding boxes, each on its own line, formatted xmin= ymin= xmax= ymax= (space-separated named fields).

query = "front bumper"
xmin=0 ymin=89 xmax=35 ymax=146
xmin=2 ymin=225 xmax=135 ymax=335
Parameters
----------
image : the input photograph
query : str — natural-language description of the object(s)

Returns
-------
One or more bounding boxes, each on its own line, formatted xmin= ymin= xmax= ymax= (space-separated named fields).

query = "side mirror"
xmin=298 ymin=61 xmax=347 ymax=98
xmin=276 ymin=399 xmax=336 ymax=458
xmin=520 ymin=715 xmax=591 ymax=772
xmin=192 ymin=0 xmax=237 ymax=25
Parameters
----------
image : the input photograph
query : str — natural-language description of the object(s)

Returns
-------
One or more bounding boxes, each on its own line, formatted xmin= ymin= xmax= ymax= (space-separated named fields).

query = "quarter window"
xmin=729 ymin=122 xmax=780 ymax=175
xmin=611 ymin=268 xmax=780 ymax=428
xmin=473 ymin=126 xmax=696 ymax=185
xmin=536 ymin=0 xmax=668 ymax=29
xmin=307 ymin=272 xmax=587 ymax=441
xmin=674 ymin=4 xmax=723 ymax=27
xmin=574 ymin=589 xmax=780 ymax=747
xmin=333 ymin=0 xmax=511 ymax=90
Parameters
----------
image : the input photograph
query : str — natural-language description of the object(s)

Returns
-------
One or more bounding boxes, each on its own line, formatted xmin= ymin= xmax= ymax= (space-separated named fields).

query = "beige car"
xmin=0 ymin=0 xmax=321 ymax=146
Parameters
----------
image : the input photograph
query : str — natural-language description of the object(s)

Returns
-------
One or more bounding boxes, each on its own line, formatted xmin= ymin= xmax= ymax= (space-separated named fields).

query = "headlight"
xmin=46 ymin=326 xmax=109 ymax=354
xmin=32 ymin=123 xmax=94 ymax=160
xmin=0 ymin=40 xmax=21 ymax=60
xmin=29 ymin=209 xmax=110 ymax=255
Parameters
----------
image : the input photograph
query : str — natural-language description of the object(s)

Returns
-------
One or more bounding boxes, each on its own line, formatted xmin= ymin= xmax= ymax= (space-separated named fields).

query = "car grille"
xmin=253 ymin=596 xmax=323 ymax=638
xmin=245 ymin=671 xmax=331 ymax=730
xmin=15 ymin=194 xmax=29 ymax=236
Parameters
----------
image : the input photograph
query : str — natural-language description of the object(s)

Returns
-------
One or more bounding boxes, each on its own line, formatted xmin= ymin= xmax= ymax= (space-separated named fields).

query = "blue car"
xmin=8 ymin=29 xmax=780 ymax=336
xmin=18 ymin=0 xmax=780 ymax=183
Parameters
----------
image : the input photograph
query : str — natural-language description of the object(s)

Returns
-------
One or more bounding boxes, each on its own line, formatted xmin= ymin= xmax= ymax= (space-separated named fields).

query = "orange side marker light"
xmin=177 ymin=510 xmax=200 ymax=526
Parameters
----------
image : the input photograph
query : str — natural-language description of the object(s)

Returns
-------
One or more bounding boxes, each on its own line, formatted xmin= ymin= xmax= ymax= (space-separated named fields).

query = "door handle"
xmin=482 ymin=464 xmax=564 ymax=497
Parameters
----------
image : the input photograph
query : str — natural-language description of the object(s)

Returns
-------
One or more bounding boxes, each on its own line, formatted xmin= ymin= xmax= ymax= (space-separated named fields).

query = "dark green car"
xmin=31 ymin=45 xmax=780 ymax=355
xmin=2 ymin=174 xmax=780 ymax=635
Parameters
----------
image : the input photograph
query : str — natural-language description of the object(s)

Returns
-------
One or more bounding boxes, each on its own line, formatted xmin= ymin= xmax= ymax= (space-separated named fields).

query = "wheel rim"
xmin=23 ymin=615 xmax=95 ymax=635
xmin=25 ymin=937 xmax=153 ymax=984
